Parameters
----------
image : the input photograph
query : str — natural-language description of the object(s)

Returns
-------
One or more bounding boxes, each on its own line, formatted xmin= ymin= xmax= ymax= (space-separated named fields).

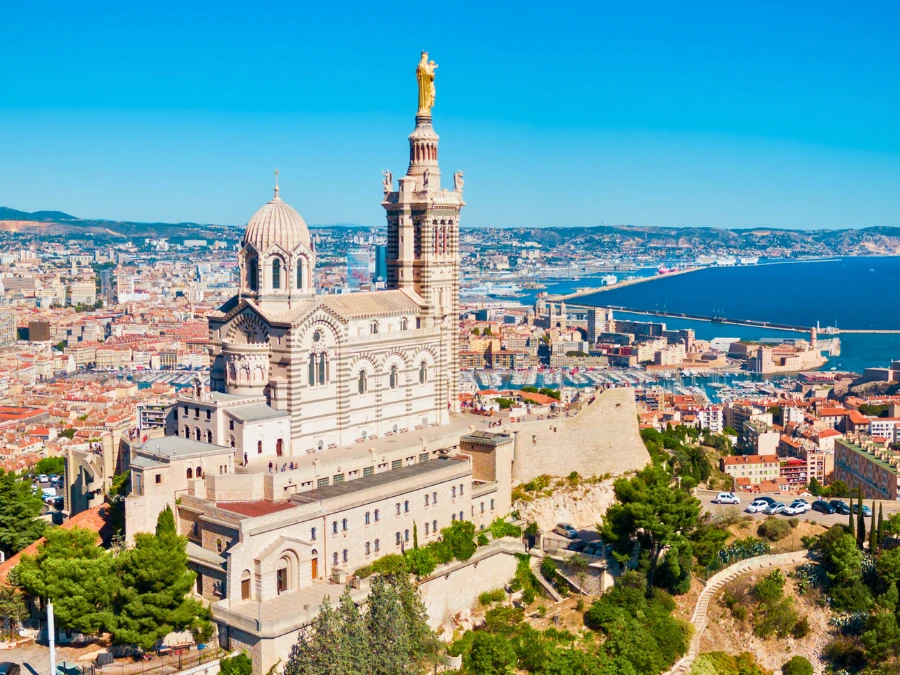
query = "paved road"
xmin=697 ymin=489 xmax=900 ymax=529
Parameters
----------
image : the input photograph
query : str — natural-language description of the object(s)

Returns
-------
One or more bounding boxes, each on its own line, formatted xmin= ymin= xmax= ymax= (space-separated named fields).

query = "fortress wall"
xmin=511 ymin=387 xmax=650 ymax=482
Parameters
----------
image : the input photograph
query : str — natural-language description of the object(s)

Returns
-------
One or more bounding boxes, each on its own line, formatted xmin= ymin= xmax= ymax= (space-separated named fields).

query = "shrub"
xmin=791 ymin=616 xmax=810 ymax=639
xmin=354 ymin=565 xmax=373 ymax=579
xmin=478 ymin=588 xmax=506 ymax=607
xmin=536 ymin=604 xmax=547 ymax=617
xmin=782 ymin=655 xmax=814 ymax=675
xmin=219 ymin=653 xmax=253 ymax=675
xmin=405 ymin=546 xmax=437 ymax=577
xmin=425 ymin=540 xmax=453 ymax=565
xmin=758 ymin=517 xmax=792 ymax=542
xmin=477 ymin=533 xmax=490 ymax=547
xmin=575 ymin=598 xmax=584 ymax=612
xmin=788 ymin=517 xmax=800 ymax=529
xmin=442 ymin=520 xmax=477 ymax=562
xmin=371 ymin=554 xmax=408 ymax=577
xmin=488 ymin=518 xmax=522 ymax=540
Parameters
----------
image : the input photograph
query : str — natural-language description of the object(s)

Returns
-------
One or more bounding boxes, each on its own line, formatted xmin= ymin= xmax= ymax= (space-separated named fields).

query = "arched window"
xmin=241 ymin=570 xmax=251 ymax=600
xmin=249 ymin=259 xmax=258 ymax=291
xmin=358 ymin=370 xmax=367 ymax=395
xmin=257 ymin=440 xmax=262 ymax=454
xmin=318 ymin=353 xmax=327 ymax=384
xmin=400 ymin=318 xmax=408 ymax=331
xmin=186 ymin=467 xmax=193 ymax=479
xmin=389 ymin=365 xmax=398 ymax=389
xmin=183 ymin=425 xmax=190 ymax=438
xmin=296 ymin=259 xmax=303 ymax=289
xmin=308 ymin=354 xmax=316 ymax=386
xmin=216 ymin=538 xmax=223 ymax=553
xmin=419 ymin=361 xmax=427 ymax=384
xmin=229 ymin=435 xmax=236 ymax=448
xmin=195 ymin=427 xmax=201 ymax=441
xmin=196 ymin=466 xmax=203 ymax=477
xmin=206 ymin=429 xmax=212 ymax=443
xmin=272 ymin=259 xmax=281 ymax=290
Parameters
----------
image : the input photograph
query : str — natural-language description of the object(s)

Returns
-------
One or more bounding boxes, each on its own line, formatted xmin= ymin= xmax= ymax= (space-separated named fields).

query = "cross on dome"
xmin=273 ymin=167 xmax=280 ymax=201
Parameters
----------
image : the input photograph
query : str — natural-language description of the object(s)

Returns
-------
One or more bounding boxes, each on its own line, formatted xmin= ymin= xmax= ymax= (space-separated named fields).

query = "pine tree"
xmin=857 ymin=496 xmax=867 ymax=550
xmin=394 ymin=572 xmax=439 ymax=670
xmin=367 ymin=575 xmax=413 ymax=675
xmin=878 ymin=503 xmax=885 ymax=550
xmin=337 ymin=588 xmax=369 ymax=675
xmin=0 ymin=469 xmax=47 ymax=557
xmin=113 ymin=507 xmax=211 ymax=651
xmin=284 ymin=596 xmax=352 ymax=675
xmin=13 ymin=527 xmax=118 ymax=635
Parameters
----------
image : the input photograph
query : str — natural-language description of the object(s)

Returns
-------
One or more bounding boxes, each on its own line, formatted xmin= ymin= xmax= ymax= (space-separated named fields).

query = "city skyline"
xmin=3 ymin=1 xmax=900 ymax=230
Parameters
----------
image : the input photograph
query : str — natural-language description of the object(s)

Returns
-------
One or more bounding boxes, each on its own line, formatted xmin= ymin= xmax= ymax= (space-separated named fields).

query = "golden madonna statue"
xmin=416 ymin=51 xmax=438 ymax=114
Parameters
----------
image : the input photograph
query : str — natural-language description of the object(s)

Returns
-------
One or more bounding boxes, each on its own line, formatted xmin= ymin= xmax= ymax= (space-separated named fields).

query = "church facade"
xmin=173 ymin=86 xmax=464 ymax=461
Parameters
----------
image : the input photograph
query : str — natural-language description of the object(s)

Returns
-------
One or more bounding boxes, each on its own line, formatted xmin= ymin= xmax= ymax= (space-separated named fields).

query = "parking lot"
xmin=698 ymin=489 xmax=900 ymax=529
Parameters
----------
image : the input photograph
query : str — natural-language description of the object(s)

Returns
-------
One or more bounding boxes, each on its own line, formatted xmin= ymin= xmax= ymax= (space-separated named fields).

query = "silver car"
xmin=764 ymin=502 xmax=787 ymax=515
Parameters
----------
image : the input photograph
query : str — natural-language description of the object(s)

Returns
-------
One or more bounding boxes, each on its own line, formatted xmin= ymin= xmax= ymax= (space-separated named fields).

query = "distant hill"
xmin=0 ymin=207 xmax=78 ymax=221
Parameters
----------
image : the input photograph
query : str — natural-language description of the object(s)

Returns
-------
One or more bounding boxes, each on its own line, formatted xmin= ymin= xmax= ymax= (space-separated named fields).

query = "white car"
xmin=784 ymin=501 xmax=811 ymax=516
xmin=746 ymin=499 xmax=770 ymax=513
xmin=714 ymin=492 xmax=740 ymax=505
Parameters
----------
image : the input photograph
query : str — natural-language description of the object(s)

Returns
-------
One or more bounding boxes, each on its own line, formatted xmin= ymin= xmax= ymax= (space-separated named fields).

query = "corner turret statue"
xmin=416 ymin=51 xmax=438 ymax=114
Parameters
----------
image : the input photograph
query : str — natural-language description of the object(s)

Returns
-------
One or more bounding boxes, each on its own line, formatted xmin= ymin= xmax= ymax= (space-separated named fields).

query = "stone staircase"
xmin=529 ymin=553 xmax=564 ymax=602
xmin=663 ymin=550 xmax=809 ymax=675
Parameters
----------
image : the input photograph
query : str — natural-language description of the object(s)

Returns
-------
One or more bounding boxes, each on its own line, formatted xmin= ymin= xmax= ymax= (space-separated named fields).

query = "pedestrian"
xmin=268 ymin=461 xmax=273 ymax=472
xmin=244 ymin=452 xmax=248 ymax=466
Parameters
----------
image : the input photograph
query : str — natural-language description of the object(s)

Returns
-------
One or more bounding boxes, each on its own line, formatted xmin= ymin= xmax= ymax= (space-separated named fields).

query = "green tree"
xmin=878 ymin=503 xmax=885 ymax=549
xmin=862 ymin=585 xmax=900 ymax=662
xmin=869 ymin=501 xmax=877 ymax=552
xmin=0 ymin=469 xmax=47 ymax=557
xmin=465 ymin=631 xmax=516 ymax=675
xmin=782 ymin=655 xmax=814 ymax=675
xmin=0 ymin=586 xmax=28 ymax=633
xmin=394 ymin=572 xmax=439 ymax=670
xmin=220 ymin=652 xmax=254 ymax=675
xmin=849 ymin=501 xmax=856 ymax=540
xmin=600 ymin=465 xmax=700 ymax=586
xmin=34 ymin=457 xmax=65 ymax=475
xmin=829 ymin=479 xmax=850 ymax=497
xmin=661 ymin=537 xmax=693 ymax=595
xmin=807 ymin=477 xmax=821 ymax=496
xmin=336 ymin=588 xmax=369 ymax=675
xmin=284 ymin=595 xmax=351 ymax=675
xmin=857 ymin=496 xmax=866 ymax=550
xmin=367 ymin=575 xmax=413 ymax=675
xmin=441 ymin=520 xmax=477 ymax=562
xmin=14 ymin=527 xmax=118 ymax=635
xmin=471 ymin=327 xmax=481 ymax=336
xmin=113 ymin=507 xmax=211 ymax=651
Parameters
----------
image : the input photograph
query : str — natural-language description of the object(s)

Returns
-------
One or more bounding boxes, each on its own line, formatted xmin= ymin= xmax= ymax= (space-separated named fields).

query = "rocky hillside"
xmin=514 ymin=479 xmax=617 ymax=534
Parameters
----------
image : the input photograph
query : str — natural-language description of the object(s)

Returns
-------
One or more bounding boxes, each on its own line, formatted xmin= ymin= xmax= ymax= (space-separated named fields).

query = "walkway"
xmin=663 ymin=549 xmax=809 ymax=675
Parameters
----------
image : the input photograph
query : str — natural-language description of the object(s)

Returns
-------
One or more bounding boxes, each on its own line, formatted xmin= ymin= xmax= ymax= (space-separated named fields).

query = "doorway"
xmin=276 ymin=438 xmax=283 ymax=457
xmin=311 ymin=557 xmax=318 ymax=580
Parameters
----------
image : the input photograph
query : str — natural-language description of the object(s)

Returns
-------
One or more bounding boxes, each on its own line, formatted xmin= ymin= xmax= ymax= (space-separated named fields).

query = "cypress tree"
xmin=336 ymin=588 xmax=369 ymax=675
xmin=857 ymin=496 xmax=866 ymax=550
xmin=413 ymin=521 xmax=418 ymax=550
xmin=878 ymin=503 xmax=885 ymax=549
xmin=870 ymin=502 xmax=877 ymax=552
xmin=849 ymin=502 xmax=856 ymax=539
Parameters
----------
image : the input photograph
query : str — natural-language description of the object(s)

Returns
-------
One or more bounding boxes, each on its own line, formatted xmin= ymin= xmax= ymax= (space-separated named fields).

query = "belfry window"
xmin=419 ymin=361 xmax=428 ymax=384
xmin=358 ymin=370 xmax=367 ymax=395
xmin=249 ymin=259 xmax=258 ymax=291
xmin=296 ymin=260 xmax=303 ymax=289
xmin=318 ymin=353 xmax=327 ymax=385
xmin=272 ymin=259 xmax=281 ymax=289
xmin=389 ymin=365 xmax=398 ymax=389
xmin=308 ymin=355 xmax=315 ymax=386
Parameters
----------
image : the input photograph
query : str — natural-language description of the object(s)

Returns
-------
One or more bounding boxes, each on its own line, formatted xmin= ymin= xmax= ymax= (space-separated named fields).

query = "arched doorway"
xmin=276 ymin=439 xmax=283 ymax=457
xmin=241 ymin=570 xmax=251 ymax=601
xmin=311 ymin=550 xmax=318 ymax=580
xmin=257 ymin=440 xmax=263 ymax=454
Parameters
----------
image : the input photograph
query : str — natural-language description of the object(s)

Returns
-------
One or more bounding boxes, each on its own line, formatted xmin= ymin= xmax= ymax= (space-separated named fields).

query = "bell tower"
xmin=383 ymin=51 xmax=464 ymax=412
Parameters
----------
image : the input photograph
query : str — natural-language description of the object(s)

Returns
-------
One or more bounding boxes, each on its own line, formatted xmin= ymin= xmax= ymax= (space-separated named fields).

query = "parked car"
xmin=565 ymin=540 xmax=587 ymax=553
xmin=852 ymin=503 xmax=874 ymax=517
xmin=0 ymin=663 xmax=22 ymax=675
xmin=583 ymin=542 xmax=604 ymax=556
xmin=811 ymin=500 xmax=835 ymax=515
xmin=830 ymin=500 xmax=851 ymax=515
xmin=746 ymin=499 xmax=771 ymax=513
xmin=764 ymin=502 xmax=787 ymax=515
xmin=784 ymin=501 xmax=810 ymax=516
xmin=554 ymin=523 xmax=578 ymax=539
xmin=714 ymin=492 xmax=740 ymax=505
xmin=37 ymin=474 xmax=48 ymax=483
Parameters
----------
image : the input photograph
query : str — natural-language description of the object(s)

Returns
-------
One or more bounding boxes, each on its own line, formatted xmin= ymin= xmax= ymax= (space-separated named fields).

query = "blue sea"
xmin=570 ymin=257 xmax=900 ymax=375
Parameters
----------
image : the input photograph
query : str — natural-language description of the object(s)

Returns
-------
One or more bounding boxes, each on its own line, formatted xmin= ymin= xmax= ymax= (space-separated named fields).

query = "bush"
xmin=354 ymin=565 xmax=373 ymax=579
xmin=371 ymin=554 xmax=409 ymax=577
xmin=791 ymin=616 xmax=810 ymax=639
xmin=405 ymin=546 xmax=437 ymax=577
xmin=788 ymin=517 xmax=800 ymax=529
xmin=442 ymin=520 xmax=477 ymax=562
xmin=690 ymin=651 xmax=768 ymax=675
xmin=487 ymin=518 xmax=522 ymax=540
xmin=425 ymin=540 xmax=453 ymax=565
xmin=758 ymin=517 xmax=792 ymax=542
xmin=782 ymin=655 xmax=814 ymax=675
xmin=219 ymin=653 xmax=253 ymax=675
xmin=477 ymin=533 xmax=490 ymax=547
xmin=478 ymin=588 xmax=506 ymax=607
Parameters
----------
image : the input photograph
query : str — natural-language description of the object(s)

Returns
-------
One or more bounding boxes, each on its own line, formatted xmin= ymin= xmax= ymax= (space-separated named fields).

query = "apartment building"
xmin=834 ymin=437 xmax=900 ymax=501
xmin=720 ymin=454 xmax=780 ymax=485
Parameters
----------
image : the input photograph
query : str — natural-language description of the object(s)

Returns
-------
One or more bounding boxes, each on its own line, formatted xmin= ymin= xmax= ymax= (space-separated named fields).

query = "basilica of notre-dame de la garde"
xmin=191 ymin=52 xmax=464 ymax=459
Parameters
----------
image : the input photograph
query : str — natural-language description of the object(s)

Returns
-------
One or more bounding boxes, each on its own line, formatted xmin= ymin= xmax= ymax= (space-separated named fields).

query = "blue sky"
xmin=2 ymin=0 xmax=899 ymax=229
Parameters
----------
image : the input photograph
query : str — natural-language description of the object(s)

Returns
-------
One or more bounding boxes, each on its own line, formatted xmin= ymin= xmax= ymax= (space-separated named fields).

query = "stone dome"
xmin=243 ymin=185 xmax=311 ymax=253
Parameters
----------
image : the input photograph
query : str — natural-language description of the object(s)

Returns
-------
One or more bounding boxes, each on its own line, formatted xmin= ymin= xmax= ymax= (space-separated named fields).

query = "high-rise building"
xmin=374 ymin=244 xmax=387 ymax=282
xmin=0 ymin=309 xmax=17 ymax=346
xmin=29 ymin=320 xmax=51 ymax=342
xmin=346 ymin=249 xmax=370 ymax=290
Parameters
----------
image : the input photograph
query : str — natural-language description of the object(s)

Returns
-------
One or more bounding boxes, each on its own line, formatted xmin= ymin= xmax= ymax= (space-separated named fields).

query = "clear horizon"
xmin=2 ymin=1 xmax=900 ymax=230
